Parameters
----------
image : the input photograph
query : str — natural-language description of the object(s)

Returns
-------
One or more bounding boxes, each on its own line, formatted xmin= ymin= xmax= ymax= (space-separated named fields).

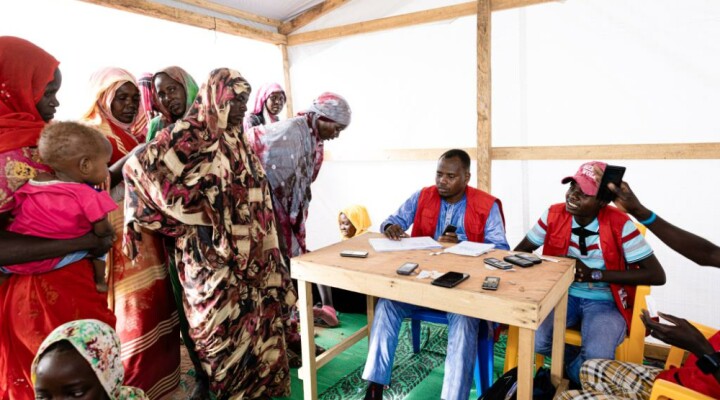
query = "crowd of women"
xmin=0 ymin=36 xmax=353 ymax=400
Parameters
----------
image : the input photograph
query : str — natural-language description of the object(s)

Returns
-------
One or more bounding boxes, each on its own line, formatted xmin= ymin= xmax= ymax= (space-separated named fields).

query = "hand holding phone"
xmin=439 ymin=225 xmax=459 ymax=244
xmin=596 ymin=165 xmax=626 ymax=203
xmin=396 ymin=262 xmax=419 ymax=275
xmin=431 ymin=272 xmax=469 ymax=288
xmin=482 ymin=276 xmax=500 ymax=290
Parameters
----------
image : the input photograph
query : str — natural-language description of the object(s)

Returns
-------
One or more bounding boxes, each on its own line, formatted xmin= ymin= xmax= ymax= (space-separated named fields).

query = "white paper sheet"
xmin=443 ymin=241 xmax=495 ymax=257
xmin=369 ymin=236 xmax=442 ymax=252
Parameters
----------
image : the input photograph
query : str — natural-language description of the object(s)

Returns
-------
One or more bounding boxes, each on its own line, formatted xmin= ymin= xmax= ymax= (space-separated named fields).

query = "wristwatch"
xmin=590 ymin=270 xmax=603 ymax=281
xmin=697 ymin=351 xmax=720 ymax=374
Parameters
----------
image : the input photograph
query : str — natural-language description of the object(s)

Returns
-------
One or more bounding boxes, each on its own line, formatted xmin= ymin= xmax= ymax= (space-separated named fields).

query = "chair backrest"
xmin=664 ymin=322 xmax=718 ymax=369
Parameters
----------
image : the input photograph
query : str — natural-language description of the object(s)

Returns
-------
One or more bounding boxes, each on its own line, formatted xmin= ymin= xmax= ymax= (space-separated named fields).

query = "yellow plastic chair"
xmin=648 ymin=321 xmax=717 ymax=400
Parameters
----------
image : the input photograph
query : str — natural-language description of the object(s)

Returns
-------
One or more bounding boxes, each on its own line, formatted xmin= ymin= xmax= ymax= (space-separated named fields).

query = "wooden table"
xmin=291 ymin=233 xmax=574 ymax=400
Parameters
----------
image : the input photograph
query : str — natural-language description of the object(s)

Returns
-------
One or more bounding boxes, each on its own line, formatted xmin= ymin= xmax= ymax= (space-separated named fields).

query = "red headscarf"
xmin=0 ymin=37 xmax=59 ymax=154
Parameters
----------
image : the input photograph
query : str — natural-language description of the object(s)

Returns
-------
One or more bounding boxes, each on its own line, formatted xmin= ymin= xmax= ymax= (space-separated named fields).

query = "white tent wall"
xmin=2 ymin=0 xmax=718 ymax=334
xmin=294 ymin=0 xmax=720 ymax=330
xmin=2 ymin=0 xmax=285 ymax=121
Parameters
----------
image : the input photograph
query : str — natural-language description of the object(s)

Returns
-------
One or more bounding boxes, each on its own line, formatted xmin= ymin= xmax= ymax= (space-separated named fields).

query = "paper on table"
xmin=444 ymin=241 xmax=495 ymax=257
xmin=369 ymin=236 xmax=442 ymax=252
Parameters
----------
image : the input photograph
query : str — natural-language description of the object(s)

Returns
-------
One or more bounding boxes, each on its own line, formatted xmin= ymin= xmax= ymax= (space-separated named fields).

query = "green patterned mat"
xmin=319 ymin=321 xmax=449 ymax=400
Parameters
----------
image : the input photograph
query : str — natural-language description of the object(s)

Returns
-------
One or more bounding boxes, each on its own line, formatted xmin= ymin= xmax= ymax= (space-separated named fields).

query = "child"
xmin=1 ymin=121 xmax=117 ymax=292
xmin=313 ymin=205 xmax=373 ymax=327
xmin=514 ymin=161 xmax=666 ymax=385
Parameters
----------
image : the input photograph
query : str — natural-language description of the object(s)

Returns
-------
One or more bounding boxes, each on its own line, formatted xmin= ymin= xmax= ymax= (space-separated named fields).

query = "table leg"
xmin=366 ymin=295 xmax=376 ymax=337
xmin=550 ymin=291 xmax=569 ymax=387
xmin=297 ymin=279 xmax=318 ymax=400
xmin=517 ymin=327 xmax=535 ymax=400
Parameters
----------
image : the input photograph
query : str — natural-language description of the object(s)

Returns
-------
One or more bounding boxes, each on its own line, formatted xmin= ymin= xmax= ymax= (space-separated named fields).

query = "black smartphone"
xmin=482 ymin=276 xmax=500 ymax=290
xmin=396 ymin=262 xmax=419 ymax=275
xmin=503 ymin=255 xmax=534 ymax=268
xmin=442 ymin=225 xmax=457 ymax=235
xmin=431 ymin=271 xmax=469 ymax=288
xmin=340 ymin=250 xmax=369 ymax=258
xmin=514 ymin=253 xmax=542 ymax=264
xmin=483 ymin=257 xmax=513 ymax=270
xmin=596 ymin=165 xmax=626 ymax=203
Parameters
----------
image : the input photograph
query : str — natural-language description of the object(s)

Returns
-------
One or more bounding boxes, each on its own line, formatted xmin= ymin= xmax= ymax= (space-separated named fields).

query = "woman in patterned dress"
xmin=124 ymin=68 xmax=295 ymax=399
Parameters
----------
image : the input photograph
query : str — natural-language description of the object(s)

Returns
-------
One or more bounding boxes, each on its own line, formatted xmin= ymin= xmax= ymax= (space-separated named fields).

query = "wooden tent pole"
xmin=280 ymin=44 xmax=294 ymax=118
xmin=477 ymin=0 xmax=492 ymax=192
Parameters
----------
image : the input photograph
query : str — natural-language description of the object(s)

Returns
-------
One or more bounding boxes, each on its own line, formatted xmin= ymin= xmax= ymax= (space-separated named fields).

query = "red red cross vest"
xmin=542 ymin=203 xmax=641 ymax=330
xmin=410 ymin=186 xmax=504 ymax=243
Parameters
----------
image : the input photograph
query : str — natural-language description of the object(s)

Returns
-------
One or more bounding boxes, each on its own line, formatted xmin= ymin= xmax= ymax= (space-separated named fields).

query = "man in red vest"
xmin=362 ymin=149 xmax=509 ymax=400
xmin=556 ymin=177 xmax=720 ymax=399
xmin=514 ymin=161 xmax=666 ymax=385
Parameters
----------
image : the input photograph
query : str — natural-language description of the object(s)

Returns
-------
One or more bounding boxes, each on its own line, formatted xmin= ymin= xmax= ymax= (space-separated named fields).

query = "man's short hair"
xmin=439 ymin=149 xmax=471 ymax=171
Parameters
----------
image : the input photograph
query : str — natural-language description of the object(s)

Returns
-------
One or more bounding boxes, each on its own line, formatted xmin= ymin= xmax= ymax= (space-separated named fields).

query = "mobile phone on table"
xmin=514 ymin=253 xmax=542 ymax=264
xmin=484 ymin=257 xmax=513 ymax=270
xmin=340 ymin=250 xmax=369 ymax=258
xmin=596 ymin=165 xmax=626 ymax=203
xmin=442 ymin=225 xmax=457 ymax=235
xmin=431 ymin=271 xmax=469 ymax=288
xmin=396 ymin=262 xmax=419 ymax=275
xmin=482 ymin=276 xmax=500 ymax=291
xmin=503 ymin=255 xmax=534 ymax=268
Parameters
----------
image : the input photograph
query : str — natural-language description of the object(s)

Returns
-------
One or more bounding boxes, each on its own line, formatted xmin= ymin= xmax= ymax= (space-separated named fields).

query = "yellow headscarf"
xmin=339 ymin=205 xmax=371 ymax=239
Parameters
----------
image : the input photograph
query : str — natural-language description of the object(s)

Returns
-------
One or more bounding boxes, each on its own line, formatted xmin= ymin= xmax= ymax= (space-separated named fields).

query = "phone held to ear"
xmin=482 ymin=276 xmax=500 ymax=291
xmin=431 ymin=271 xmax=469 ymax=288
xmin=396 ymin=262 xmax=419 ymax=275
xmin=340 ymin=250 xmax=369 ymax=258
xmin=596 ymin=164 xmax=626 ymax=203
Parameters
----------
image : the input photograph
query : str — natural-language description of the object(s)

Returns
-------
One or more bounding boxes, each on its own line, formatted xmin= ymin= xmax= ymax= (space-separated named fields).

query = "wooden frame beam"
xmin=279 ymin=0 xmax=351 ymax=35
xmin=280 ymin=44 xmax=294 ymax=118
xmin=477 ymin=0 xmax=492 ymax=192
xmin=174 ymin=0 xmax=282 ymax=28
xmin=287 ymin=0 xmax=559 ymax=46
xmin=324 ymin=143 xmax=720 ymax=162
xmin=77 ymin=0 xmax=286 ymax=45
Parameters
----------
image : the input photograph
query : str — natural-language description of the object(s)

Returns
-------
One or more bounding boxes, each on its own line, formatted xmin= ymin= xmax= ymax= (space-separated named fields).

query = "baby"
xmin=1 ymin=122 xmax=117 ymax=292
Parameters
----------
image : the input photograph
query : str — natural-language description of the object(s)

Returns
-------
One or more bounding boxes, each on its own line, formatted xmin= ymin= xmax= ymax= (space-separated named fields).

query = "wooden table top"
xmin=291 ymin=233 xmax=575 ymax=329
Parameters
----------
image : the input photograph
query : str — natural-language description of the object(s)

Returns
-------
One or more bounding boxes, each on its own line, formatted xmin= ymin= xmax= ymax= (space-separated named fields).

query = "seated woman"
xmin=144 ymin=66 xmax=198 ymax=142
xmin=32 ymin=319 xmax=148 ymax=400
xmin=0 ymin=36 xmax=116 ymax=400
xmin=82 ymin=67 xmax=180 ymax=399
xmin=243 ymin=82 xmax=286 ymax=132
xmin=314 ymin=205 xmax=373 ymax=326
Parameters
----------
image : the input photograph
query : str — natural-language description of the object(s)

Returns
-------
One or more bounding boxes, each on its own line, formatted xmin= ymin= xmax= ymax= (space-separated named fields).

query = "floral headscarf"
xmin=81 ymin=67 xmax=148 ymax=146
xmin=301 ymin=91 xmax=351 ymax=126
xmin=340 ymin=204 xmax=372 ymax=238
xmin=31 ymin=319 xmax=148 ymax=400
xmin=0 ymin=36 xmax=59 ymax=153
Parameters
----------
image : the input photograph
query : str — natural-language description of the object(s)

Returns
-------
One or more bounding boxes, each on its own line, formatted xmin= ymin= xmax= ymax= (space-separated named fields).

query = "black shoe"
xmin=364 ymin=382 xmax=384 ymax=400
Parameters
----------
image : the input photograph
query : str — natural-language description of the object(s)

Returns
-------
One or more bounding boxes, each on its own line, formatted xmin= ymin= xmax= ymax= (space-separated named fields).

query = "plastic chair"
xmin=648 ymin=321 xmax=717 ymax=400
xmin=409 ymin=310 xmax=494 ymax=395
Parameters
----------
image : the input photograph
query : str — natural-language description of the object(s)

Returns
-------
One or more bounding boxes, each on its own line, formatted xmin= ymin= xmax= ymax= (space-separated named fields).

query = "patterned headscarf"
xmin=137 ymin=72 xmax=156 ymax=126
xmin=340 ymin=205 xmax=372 ymax=238
xmin=303 ymin=92 xmax=351 ymax=126
xmin=81 ymin=67 xmax=148 ymax=144
xmin=0 ymin=36 xmax=59 ymax=153
xmin=31 ymin=319 xmax=148 ymax=400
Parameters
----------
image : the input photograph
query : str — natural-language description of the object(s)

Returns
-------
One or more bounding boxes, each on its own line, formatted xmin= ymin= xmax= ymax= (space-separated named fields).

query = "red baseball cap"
xmin=561 ymin=161 xmax=607 ymax=196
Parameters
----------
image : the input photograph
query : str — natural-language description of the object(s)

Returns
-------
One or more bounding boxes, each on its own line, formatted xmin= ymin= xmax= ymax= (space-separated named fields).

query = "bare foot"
xmin=95 ymin=282 xmax=108 ymax=293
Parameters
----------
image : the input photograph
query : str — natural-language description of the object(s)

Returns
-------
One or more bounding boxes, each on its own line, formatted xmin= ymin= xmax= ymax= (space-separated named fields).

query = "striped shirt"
xmin=527 ymin=208 xmax=653 ymax=301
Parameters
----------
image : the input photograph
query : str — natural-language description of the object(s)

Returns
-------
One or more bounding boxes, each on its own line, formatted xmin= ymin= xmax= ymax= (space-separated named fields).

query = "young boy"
xmin=514 ymin=161 xmax=666 ymax=384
